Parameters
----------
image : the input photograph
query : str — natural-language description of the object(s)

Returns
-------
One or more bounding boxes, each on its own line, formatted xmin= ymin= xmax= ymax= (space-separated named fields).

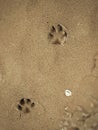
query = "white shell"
xmin=65 ymin=90 xmax=72 ymax=96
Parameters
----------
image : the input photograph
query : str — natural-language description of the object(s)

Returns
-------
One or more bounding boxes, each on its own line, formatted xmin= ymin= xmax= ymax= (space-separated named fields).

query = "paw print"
xmin=17 ymin=98 xmax=35 ymax=114
xmin=48 ymin=24 xmax=67 ymax=45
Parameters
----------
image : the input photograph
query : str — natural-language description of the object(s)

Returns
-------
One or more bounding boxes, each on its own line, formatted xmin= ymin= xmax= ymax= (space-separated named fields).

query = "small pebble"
xmin=65 ymin=106 xmax=68 ymax=111
xmin=65 ymin=90 xmax=72 ymax=97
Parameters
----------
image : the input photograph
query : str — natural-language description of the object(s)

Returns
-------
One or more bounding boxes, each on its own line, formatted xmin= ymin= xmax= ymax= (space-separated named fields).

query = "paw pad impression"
xmin=48 ymin=24 xmax=68 ymax=45
xmin=17 ymin=98 xmax=35 ymax=113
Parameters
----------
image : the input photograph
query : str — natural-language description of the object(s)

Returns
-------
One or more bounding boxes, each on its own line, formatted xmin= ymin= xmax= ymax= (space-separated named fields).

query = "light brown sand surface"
xmin=0 ymin=0 xmax=98 ymax=130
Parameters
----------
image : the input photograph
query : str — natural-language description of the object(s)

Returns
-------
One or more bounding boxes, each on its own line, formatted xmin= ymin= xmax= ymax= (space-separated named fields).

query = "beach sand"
xmin=0 ymin=0 xmax=98 ymax=130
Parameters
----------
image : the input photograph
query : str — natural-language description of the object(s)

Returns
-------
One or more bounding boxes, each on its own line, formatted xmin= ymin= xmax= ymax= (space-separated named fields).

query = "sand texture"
xmin=0 ymin=0 xmax=98 ymax=130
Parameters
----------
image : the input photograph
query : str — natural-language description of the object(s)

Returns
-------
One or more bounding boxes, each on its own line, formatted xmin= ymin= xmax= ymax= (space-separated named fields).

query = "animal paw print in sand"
xmin=17 ymin=98 xmax=35 ymax=113
xmin=48 ymin=24 xmax=67 ymax=45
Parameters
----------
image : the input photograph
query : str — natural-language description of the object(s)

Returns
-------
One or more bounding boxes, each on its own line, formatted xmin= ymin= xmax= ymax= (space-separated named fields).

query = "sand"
xmin=0 ymin=0 xmax=98 ymax=130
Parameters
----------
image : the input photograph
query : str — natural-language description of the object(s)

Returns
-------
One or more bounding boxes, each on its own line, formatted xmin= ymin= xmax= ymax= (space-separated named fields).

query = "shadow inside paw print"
xmin=48 ymin=24 xmax=67 ymax=45
xmin=17 ymin=98 xmax=35 ymax=114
